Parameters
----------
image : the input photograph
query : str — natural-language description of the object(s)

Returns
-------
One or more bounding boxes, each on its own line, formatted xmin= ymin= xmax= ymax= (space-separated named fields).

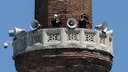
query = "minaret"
xmin=11 ymin=0 xmax=113 ymax=72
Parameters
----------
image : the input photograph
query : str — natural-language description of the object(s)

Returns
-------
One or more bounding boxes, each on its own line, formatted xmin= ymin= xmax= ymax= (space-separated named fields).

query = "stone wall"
xmin=35 ymin=0 xmax=92 ymax=28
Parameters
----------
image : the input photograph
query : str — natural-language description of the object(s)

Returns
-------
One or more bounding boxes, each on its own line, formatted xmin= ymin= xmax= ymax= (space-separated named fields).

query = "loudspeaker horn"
xmin=67 ymin=17 xmax=77 ymax=29
xmin=106 ymin=29 xmax=113 ymax=35
xmin=14 ymin=27 xmax=25 ymax=35
xmin=9 ymin=30 xmax=15 ymax=37
xmin=95 ymin=21 xmax=108 ymax=31
xmin=101 ymin=21 xmax=108 ymax=30
xmin=30 ymin=20 xmax=40 ymax=30
xmin=9 ymin=27 xmax=25 ymax=37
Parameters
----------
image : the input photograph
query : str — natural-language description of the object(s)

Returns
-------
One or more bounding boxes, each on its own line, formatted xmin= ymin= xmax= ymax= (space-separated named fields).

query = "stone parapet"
xmin=12 ymin=28 xmax=113 ymax=57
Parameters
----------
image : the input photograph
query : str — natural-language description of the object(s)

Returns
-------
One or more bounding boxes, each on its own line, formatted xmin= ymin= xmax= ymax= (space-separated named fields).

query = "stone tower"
xmin=12 ymin=0 xmax=113 ymax=72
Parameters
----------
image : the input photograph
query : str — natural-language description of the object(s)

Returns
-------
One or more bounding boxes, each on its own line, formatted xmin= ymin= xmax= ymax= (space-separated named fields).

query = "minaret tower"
xmin=9 ymin=0 xmax=113 ymax=72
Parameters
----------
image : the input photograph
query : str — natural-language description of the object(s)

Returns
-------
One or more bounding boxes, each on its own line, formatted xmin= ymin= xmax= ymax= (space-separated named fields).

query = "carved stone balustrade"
xmin=12 ymin=28 xmax=113 ymax=57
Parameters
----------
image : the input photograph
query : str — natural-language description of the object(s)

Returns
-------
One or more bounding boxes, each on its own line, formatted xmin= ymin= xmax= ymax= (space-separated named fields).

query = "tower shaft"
xmin=35 ymin=0 xmax=92 ymax=28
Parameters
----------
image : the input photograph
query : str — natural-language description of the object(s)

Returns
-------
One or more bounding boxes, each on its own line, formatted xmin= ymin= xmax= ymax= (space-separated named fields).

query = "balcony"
xmin=12 ymin=28 xmax=113 ymax=57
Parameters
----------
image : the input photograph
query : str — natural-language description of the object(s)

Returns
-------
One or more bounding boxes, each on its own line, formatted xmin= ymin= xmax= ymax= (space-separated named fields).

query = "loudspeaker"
xmin=95 ymin=21 xmax=108 ymax=31
xmin=9 ymin=27 xmax=25 ymax=37
xmin=3 ymin=42 xmax=8 ymax=48
xmin=101 ymin=21 xmax=108 ymax=30
xmin=9 ymin=30 xmax=14 ymax=37
xmin=30 ymin=20 xmax=40 ymax=30
xmin=67 ymin=17 xmax=77 ymax=28
xmin=106 ymin=29 xmax=113 ymax=35
xmin=3 ymin=41 xmax=12 ymax=48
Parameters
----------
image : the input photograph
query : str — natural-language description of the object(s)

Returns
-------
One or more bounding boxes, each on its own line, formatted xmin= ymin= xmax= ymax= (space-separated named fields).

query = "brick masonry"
xmin=14 ymin=49 xmax=113 ymax=72
xmin=35 ymin=0 xmax=92 ymax=28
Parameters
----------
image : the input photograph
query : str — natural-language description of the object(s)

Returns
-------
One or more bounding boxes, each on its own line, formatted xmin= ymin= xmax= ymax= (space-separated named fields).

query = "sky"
xmin=0 ymin=0 xmax=127 ymax=72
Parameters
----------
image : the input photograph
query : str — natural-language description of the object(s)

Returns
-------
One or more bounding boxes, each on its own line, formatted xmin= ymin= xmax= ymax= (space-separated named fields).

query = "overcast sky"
xmin=0 ymin=0 xmax=128 ymax=72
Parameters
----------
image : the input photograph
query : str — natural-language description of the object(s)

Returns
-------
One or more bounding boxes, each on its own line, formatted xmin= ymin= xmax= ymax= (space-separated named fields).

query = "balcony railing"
xmin=12 ymin=28 xmax=113 ymax=57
